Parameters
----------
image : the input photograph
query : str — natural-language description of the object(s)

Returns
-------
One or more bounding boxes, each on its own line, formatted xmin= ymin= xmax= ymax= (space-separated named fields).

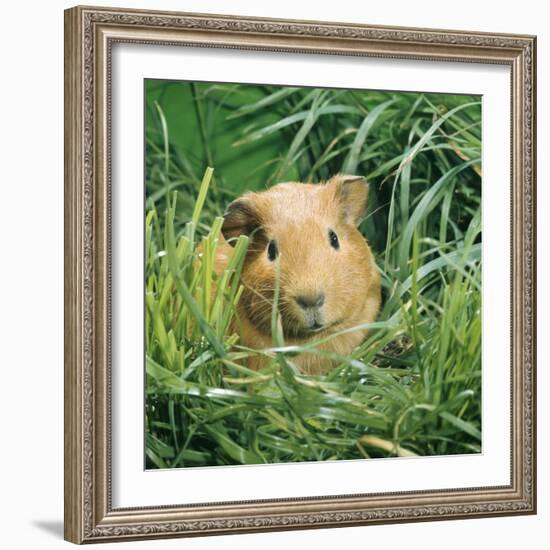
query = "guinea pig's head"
xmin=222 ymin=175 xmax=377 ymax=339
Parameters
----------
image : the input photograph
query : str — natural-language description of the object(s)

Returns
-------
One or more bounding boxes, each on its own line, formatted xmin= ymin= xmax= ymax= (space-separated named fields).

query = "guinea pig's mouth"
xmin=307 ymin=321 xmax=327 ymax=332
xmin=301 ymin=319 xmax=340 ymax=335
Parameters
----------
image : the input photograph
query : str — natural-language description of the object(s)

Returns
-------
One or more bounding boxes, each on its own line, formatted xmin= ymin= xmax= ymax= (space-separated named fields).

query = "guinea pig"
xmin=217 ymin=174 xmax=381 ymax=375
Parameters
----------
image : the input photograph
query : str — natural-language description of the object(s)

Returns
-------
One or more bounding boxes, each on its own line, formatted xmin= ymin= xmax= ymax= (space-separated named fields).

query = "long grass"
xmin=145 ymin=82 xmax=482 ymax=468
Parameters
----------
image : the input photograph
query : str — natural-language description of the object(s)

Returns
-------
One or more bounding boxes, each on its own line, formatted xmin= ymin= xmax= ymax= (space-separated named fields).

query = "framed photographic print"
xmin=64 ymin=5 xmax=537 ymax=544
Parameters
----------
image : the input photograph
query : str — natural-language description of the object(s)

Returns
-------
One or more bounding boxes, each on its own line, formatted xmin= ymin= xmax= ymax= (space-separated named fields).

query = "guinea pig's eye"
xmin=328 ymin=229 xmax=340 ymax=250
xmin=267 ymin=240 xmax=278 ymax=262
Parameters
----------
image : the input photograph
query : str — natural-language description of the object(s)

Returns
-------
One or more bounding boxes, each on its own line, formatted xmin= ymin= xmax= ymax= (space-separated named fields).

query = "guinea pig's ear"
xmin=330 ymin=174 xmax=369 ymax=226
xmin=222 ymin=196 xmax=263 ymax=247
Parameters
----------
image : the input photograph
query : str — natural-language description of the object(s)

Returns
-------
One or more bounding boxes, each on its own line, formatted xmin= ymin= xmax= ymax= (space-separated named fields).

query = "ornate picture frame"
xmin=64 ymin=5 xmax=536 ymax=544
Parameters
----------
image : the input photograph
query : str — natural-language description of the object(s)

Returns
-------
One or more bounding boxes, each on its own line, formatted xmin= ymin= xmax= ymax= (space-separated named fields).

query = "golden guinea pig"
xmin=214 ymin=174 xmax=381 ymax=375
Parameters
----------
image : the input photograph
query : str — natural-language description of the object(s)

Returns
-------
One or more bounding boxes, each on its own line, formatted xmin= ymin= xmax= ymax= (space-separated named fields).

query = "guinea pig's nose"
xmin=295 ymin=291 xmax=325 ymax=310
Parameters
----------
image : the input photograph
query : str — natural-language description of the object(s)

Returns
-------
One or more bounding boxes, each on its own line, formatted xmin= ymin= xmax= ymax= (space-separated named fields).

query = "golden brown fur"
xmin=218 ymin=174 xmax=381 ymax=375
